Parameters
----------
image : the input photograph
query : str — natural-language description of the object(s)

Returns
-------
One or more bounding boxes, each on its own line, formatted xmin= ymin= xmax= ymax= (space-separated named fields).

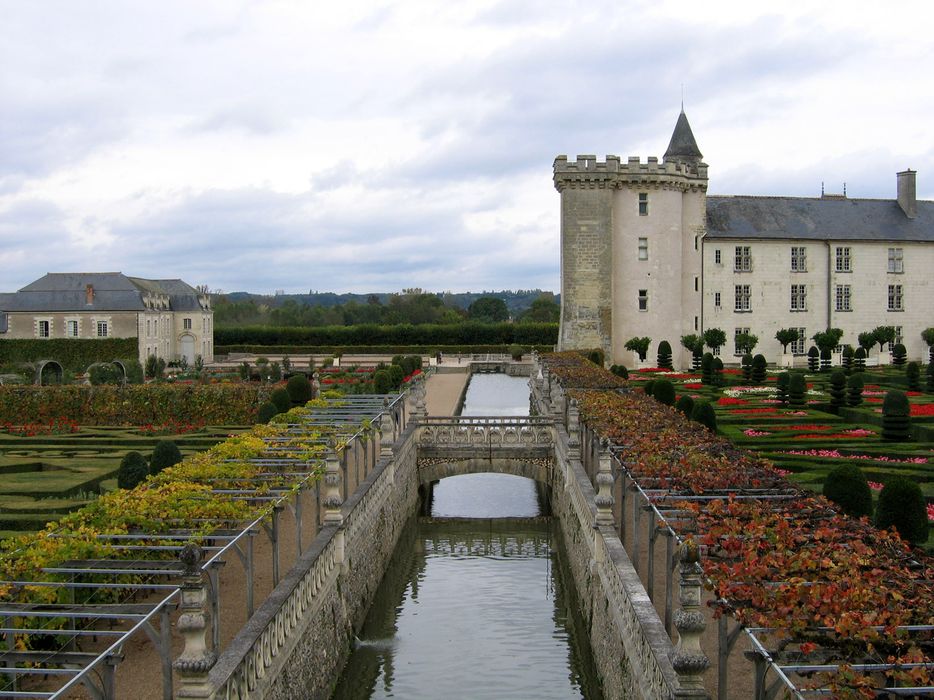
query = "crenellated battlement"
xmin=554 ymin=153 xmax=708 ymax=191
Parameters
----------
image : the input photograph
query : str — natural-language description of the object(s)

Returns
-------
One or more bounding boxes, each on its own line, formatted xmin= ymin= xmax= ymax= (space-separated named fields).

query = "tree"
xmin=624 ymin=337 xmax=651 ymax=361
xmin=521 ymin=294 xmax=560 ymax=323
xmin=812 ymin=328 xmax=844 ymax=354
xmin=703 ymin=328 xmax=726 ymax=353
xmin=145 ymin=355 xmax=164 ymax=380
xmin=680 ymin=334 xmax=703 ymax=354
xmin=872 ymin=326 xmax=896 ymax=352
xmin=467 ymin=296 xmax=509 ymax=323
xmin=775 ymin=328 xmax=800 ymax=354
xmin=734 ymin=332 xmax=758 ymax=355
xmin=857 ymin=331 xmax=877 ymax=354
xmin=656 ymin=341 xmax=673 ymax=370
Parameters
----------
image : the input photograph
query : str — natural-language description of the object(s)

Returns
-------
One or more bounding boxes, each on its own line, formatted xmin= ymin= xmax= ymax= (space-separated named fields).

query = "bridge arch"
xmin=417 ymin=456 xmax=554 ymax=486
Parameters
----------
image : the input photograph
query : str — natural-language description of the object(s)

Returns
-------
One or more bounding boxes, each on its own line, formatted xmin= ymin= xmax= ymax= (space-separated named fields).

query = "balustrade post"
xmin=594 ymin=438 xmax=615 ymax=526
xmin=380 ymin=397 xmax=395 ymax=459
xmin=173 ymin=544 xmax=215 ymax=699
xmin=323 ymin=440 xmax=344 ymax=526
xmin=414 ymin=375 xmax=427 ymax=419
xmin=672 ymin=539 xmax=710 ymax=695
xmin=567 ymin=398 xmax=580 ymax=450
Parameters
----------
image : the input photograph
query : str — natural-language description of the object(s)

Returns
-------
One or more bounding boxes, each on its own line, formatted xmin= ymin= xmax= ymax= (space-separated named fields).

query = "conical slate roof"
xmin=664 ymin=110 xmax=703 ymax=163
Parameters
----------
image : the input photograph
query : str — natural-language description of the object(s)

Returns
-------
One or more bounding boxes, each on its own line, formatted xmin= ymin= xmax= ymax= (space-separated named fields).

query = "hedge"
xmin=217 ymin=344 xmax=556 ymax=356
xmin=0 ymin=338 xmax=138 ymax=372
xmin=214 ymin=322 xmax=559 ymax=347
xmin=0 ymin=384 xmax=274 ymax=425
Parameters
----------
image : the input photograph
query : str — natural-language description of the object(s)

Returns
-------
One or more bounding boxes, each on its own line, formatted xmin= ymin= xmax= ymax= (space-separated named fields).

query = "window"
xmin=715 ymin=249 xmax=721 ymax=265
xmin=183 ymin=318 xmax=192 ymax=330
xmin=835 ymin=246 xmax=851 ymax=272
xmin=638 ymin=289 xmax=648 ymax=311
xmin=694 ymin=276 xmax=699 ymax=292
xmin=97 ymin=321 xmax=108 ymax=337
xmin=791 ymin=284 xmax=807 ymax=311
xmin=887 ymin=284 xmax=903 ymax=311
xmin=888 ymin=247 xmax=903 ymax=273
xmin=791 ymin=246 xmax=807 ymax=272
xmin=734 ymin=284 xmax=751 ymax=312
xmin=714 ymin=292 xmax=721 ymax=308
xmin=734 ymin=246 xmax=752 ymax=272
xmin=694 ymin=316 xmax=698 ymax=331
xmin=638 ymin=238 xmax=648 ymax=260
xmin=887 ymin=326 xmax=903 ymax=351
xmin=734 ymin=327 xmax=750 ymax=356
xmin=66 ymin=320 xmax=79 ymax=337
xmin=638 ymin=193 xmax=648 ymax=216
xmin=38 ymin=320 xmax=50 ymax=338
xmin=791 ymin=328 xmax=807 ymax=356
xmin=834 ymin=284 xmax=851 ymax=312
xmin=694 ymin=235 xmax=698 ymax=251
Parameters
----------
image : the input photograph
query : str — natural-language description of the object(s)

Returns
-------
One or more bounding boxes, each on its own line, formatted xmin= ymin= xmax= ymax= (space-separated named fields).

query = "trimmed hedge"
xmin=0 ymin=384 xmax=274 ymax=425
xmin=0 ymin=338 xmax=138 ymax=372
xmin=822 ymin=464 xmax=873 ymax=518
xmin=215 ymin=322 xmax=558 ymax=347
xmin=150 ymin=440 xmax=183 ymax=475
xmin=876 ymin=477 xmax=928 ymax=545
xmin=117 ymin=451 xmax=149 ymax=489
xmin=217 ymin=344 xmax=555 ymax=356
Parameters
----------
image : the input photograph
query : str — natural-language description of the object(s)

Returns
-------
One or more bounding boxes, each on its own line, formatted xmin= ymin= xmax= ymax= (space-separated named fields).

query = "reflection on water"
xmin=330 ymin=520 xmax=602 ymax=700
xmin=329 ymin=375 xmax=601 ymax=700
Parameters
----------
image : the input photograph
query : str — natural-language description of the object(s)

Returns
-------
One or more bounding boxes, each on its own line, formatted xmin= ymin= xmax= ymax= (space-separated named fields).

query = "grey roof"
xmin=664 ymin=110 xmax=703 ymax=163
xmin=0 ymin=273 xmax=206 ymax=313
xmin=706 ymin=195 xmax=934 ymax=242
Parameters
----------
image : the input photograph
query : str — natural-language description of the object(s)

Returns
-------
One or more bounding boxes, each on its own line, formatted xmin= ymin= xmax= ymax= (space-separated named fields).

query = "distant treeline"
xmin=213 ymin=290 xmax=560 ymax=326
xmin=214 ymin=322 xmax=559 ymax=348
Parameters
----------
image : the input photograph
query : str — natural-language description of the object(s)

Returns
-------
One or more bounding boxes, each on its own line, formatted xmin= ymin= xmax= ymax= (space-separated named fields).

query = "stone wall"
xmin=208 ymin=424 xmax=421 ymax=700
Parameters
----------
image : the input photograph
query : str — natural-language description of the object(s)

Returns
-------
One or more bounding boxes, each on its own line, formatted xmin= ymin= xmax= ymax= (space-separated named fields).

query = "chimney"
xmin=85 ymin=284 xmax=94 ymax=305
xmin=897 ymin=169 xmax=917 ymax=219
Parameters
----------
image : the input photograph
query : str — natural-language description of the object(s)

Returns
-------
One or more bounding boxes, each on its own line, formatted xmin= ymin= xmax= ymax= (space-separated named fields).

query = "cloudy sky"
xmin=2 ymin=1 xmax=933 ymax=295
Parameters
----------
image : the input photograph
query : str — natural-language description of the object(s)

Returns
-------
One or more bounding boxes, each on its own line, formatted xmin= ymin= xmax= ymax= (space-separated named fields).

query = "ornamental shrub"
xmin=807 ymin=346 xmax=819 ymax=372
xmin=268 ymin=362 xmax=282 ymax=382
xmin=829 ymin=370 xmax=847 ymax=412
xmin=150 ymin=440 xmax=182 ymax=476
xmin=270 ymin=388 xmax=292 ymax=414
xmin=823 ymin=464 xmax=873 ymax=518
xmin=691 ymin=400 xmax=717 ymax=432
xmin=906 ymin=362 xmax=921 ymax=391
xmin=257 ymin=401 xmax=279 ymax=424
xmin=927 ymin=361 xmax=934 ymax=392
xmin=881 ymin=390 xmax=911 ymax=441
xmin=788 ymin=372 xmax=807 ymax=407
xmin=388 ymin=364 xmax=405 ymax=389
xmin=587 ymin=349 xmax=605 ymax=367
xmin=751 ymin=354 xmax=767 ymax=383
xmin=657 ymin=341 xmax=673 ymax=370
xmin=741 ymin=354 xmax=753 ymax=382
xmin=609 ymin=364 xmax=629 ymax=379
xmin=652 ymin=379 xmax=676 ymax=406
xmin=123 ymin=359 xmax=144 ymax=384
xmin=776 ymin=372 xmax=790 ymax=406
xmin=712 ymin=357 xmax=724 ymax=387
xmin=508 ymin=344 xmax=524 ymax=360
xmin=286 ymin=374 xmax=313 ymax=404
xmin=643 ymin=379 xmax=656 ymax=396
xmin=238 ymin=362 xmax=250 ymax=381
xmin=819 ymin=347 xmax=832 ymax=373
xmin=373 ymin=369 xmax=392 ymax=394
xmin=892 ymin=343 xmax=907 ymax=366
xmin=117 ymin=451 xmax=149 ymax=489
xmin=841 ymin=345 xmax=854 ymax=374
xmin=876 ymin=477 xmax=929 ymax=545
xmin=846 ymin=373 xmax=864 ymax=407
xmin=89 ymin=362 xmax=122 ymax=386
xmin=853 ymin=347 xmax=866 ymax=372
xmin=692 ymin=345 xmax=703 ymax=371
xmin=623 ymin=338 xmax=650 ymax=362
xmin=701 ymin=353 xmax=714 ymax=385
xmin=675 ymin=394 xmax=694 ymax=417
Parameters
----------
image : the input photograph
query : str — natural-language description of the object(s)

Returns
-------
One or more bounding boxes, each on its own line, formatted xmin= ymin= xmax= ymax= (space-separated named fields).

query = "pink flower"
xmin=743 ymin=428 xmax=772 ymax=436
xmin=867 ymin=481 xmax=884 ymax=491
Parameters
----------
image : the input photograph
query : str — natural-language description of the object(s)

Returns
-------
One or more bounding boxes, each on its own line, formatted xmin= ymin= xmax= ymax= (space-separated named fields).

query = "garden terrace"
xmin=0 ymin=391 xmax=409 ymax=699
xmin=535 ymin=352 xmax=934 ymax=698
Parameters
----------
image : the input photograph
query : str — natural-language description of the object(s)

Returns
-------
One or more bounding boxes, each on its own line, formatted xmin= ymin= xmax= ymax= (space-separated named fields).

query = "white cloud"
xmin=1 ymin=1 xmax=933 ymax=293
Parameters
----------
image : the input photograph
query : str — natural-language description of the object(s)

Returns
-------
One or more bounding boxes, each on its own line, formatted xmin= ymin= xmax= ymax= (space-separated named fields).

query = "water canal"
xmin=331 ymin=374 xmax=602 ymax=700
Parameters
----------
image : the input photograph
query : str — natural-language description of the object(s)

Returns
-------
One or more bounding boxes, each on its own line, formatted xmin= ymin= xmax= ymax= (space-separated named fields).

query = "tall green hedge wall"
xmin=0 ymin=384 xmax=273 ymax=425
xmin=213 ymin=322 xmax=558 ymax=347
xmin=0 ymin=338 xmax=138 ymax=372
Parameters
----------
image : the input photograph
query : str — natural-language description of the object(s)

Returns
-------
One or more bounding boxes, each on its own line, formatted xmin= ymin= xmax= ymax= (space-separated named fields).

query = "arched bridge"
xmin=416 ymin=416 xmax=555 ymax=484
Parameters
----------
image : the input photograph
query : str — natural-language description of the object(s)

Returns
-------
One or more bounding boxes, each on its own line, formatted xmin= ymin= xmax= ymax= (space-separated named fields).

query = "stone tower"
xmin=554 ymin=110 xmax=708 ymax=367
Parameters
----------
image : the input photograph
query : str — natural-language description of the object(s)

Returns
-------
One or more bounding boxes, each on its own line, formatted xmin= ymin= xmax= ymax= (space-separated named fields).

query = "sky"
xmin=2 ymin=1 xmax=933 ymax=295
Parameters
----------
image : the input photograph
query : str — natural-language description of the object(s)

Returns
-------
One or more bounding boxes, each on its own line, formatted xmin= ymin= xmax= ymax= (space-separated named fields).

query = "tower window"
xmin=638 ymin=193 xmax=648 ymax=216
xmin=638 ymin=289 xmax=648 ymax=311
xmin=638 ymin=238 xmax=648 ymax=260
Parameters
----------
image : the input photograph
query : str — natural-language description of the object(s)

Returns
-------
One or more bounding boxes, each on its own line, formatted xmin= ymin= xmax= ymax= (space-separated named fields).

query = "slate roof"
xmin=706 ymin=196 xmax=934 ymax=242
xmin=664 ymin=110 xmax=703 ymax=163
xmin=0 ymin=273 xmax=206 ymax=313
